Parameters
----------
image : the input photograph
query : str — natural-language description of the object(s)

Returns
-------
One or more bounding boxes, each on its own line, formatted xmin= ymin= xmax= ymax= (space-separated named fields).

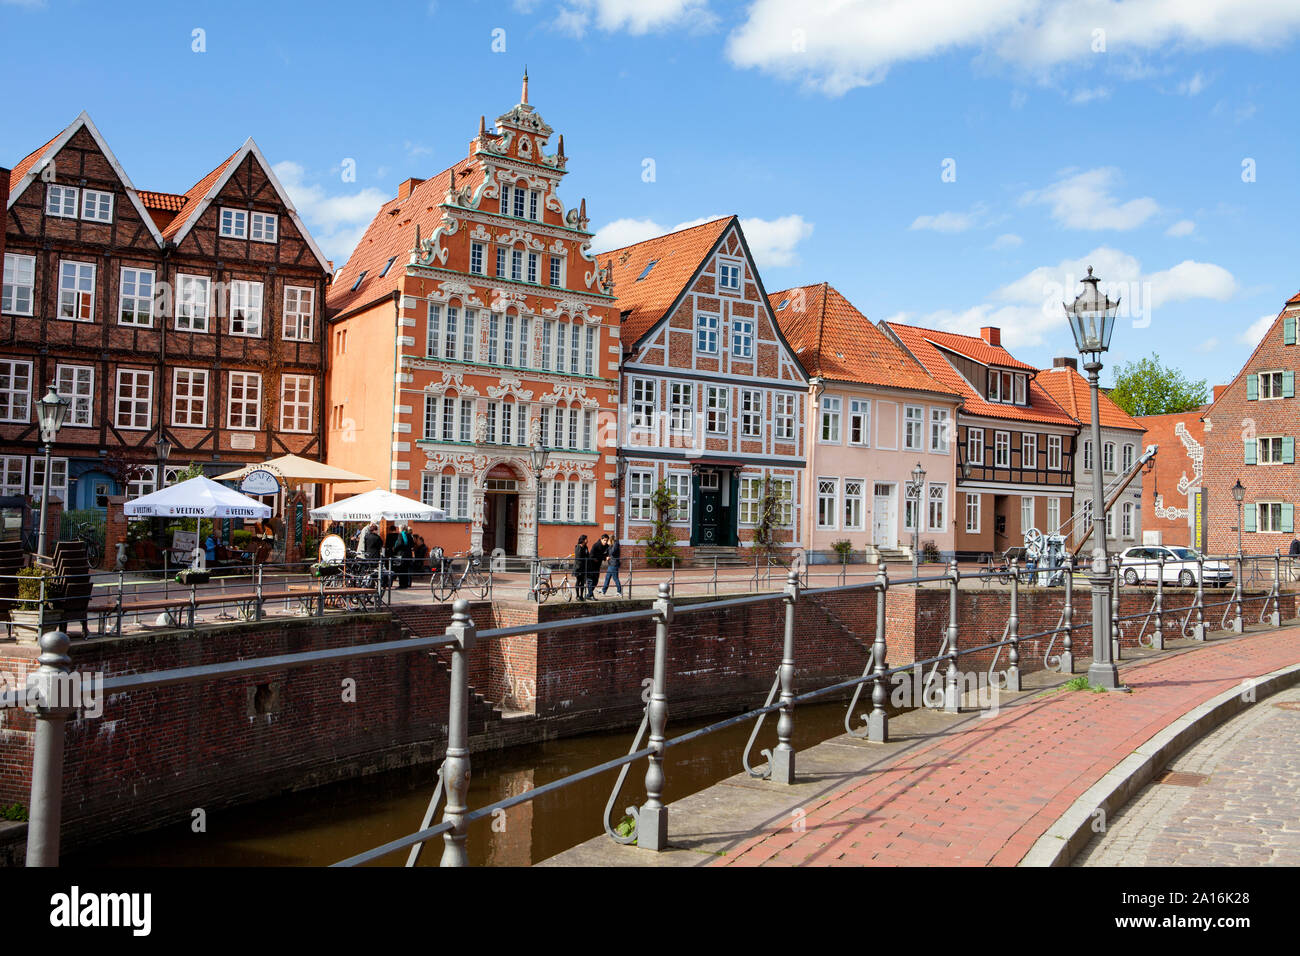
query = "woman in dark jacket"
xmin=573 ymin=535 xmax=590 ymax=601
xmin=393 ymin=525 xmax=414 ymax=589
xmin=587 ymin=536 xmax=609 ymax=599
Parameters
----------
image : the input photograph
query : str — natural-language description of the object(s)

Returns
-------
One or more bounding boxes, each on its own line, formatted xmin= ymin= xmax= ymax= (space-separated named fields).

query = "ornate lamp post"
xmin=1064 ymin=267 xmax=1123 ymax=690
xmin=34 ymin=385 xmax=71 ymax=557
xmin=907 ymin=461 xmax=926 ymax=577
xmin=154 ymin=436 xmax=172 ymax=555
xmin=529 ymin=439 xmax=550 ymax=593
xmin=1231 ymin=479 xmax=1245 ymax=555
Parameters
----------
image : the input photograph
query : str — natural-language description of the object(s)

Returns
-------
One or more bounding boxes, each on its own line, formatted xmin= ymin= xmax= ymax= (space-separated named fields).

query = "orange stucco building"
xmin=325 ymin=76 xmax=619 ymax=559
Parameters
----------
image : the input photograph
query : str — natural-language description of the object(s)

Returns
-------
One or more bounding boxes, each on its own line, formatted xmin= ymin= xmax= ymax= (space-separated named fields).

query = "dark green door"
xmin=699 ymin=487 xmax=721 ymax=544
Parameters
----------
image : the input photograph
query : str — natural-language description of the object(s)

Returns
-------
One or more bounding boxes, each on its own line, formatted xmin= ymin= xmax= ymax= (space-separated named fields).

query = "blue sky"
xmin=3 ymin=0 xmax=1298 ymax=390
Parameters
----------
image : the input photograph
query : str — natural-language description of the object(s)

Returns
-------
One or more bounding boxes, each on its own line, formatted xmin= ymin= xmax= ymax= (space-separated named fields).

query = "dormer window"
xmin=986 ymin=369 xmax=1028 ymax=405
xmin=637 ymin=260 xmax=658 ymax=281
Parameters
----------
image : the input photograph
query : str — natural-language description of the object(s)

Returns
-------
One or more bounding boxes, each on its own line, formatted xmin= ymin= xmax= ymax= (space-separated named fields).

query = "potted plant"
xmin=310 ymin=561 xmax=342 ymax=580
xmin=831 ymin=539 xmax=854 ymax=565
xmin=9 ymin=565 xmax=57 ymax=643
xmin=175 ymin=567 xmax=210 ymax=585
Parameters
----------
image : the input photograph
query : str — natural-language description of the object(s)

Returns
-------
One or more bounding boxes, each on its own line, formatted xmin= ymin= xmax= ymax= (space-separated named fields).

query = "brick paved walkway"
xmin=716 ymin=627 xmax=1300 ymax=866
xmin=1074 ymin=686 xmax=1300 ymax=867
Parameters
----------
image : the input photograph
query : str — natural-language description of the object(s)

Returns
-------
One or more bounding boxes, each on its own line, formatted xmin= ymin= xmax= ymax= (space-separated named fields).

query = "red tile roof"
xmin=327 ymin=159 xmax=486 ymax=317
xmin=908 ymin=326 xmax=1037 ymax=371
xmin=159 ymin=149 xmax=241 ymax=240
xmin=6 ymin=131 xmax=61 ymax=194
xmin=1037 ymin=364 xmax=1145 ymax=431
xmin=604 ymin=216 xmax=733 ymax=346
xmin=885 ymin=321 xmax=1079 ymax=426
xmin=770 ymin=282 xmax=957 ymax=396
xmin=137 ymin=190 xmax=187 ymax=212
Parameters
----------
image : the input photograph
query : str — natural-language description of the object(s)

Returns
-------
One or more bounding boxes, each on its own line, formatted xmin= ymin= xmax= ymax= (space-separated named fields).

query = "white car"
xmin=1118 ymin=546 xmax=1233 ymax=588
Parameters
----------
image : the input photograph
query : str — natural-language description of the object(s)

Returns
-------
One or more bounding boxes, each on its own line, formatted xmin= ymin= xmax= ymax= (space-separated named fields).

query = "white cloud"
xmin=591 ymin=213 xmax=813 ymax=268
xmin=726 ymin=1 xmax=1300 ymax=96
xmin=1165 ymin=219 xmax=1196 ymax=237
xmin=1069 ymin=86 xmax=1110 ymax=104
xmin=992 ymin=233 xmax=1023 ymax=249
xmin=1178 ymin=72 xmax=1210 ymax=95
xmin=1239 ymin=314 xmax=1276 ymax=346
xmin=1195 ymin=337 xmax=1219 ymax=352
xmin=910 ymin=210 xmax=977 ymax=233
xmin=556 ymin=0 xmax=713 ymax=37
xmin=1021 ymin=167 xmax=1159 ymax=231
xmin=273 ymin=161 xmax=392 ymax=263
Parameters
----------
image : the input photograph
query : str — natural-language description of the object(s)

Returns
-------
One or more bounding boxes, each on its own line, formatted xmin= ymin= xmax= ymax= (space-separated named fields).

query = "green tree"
xmin=1106 ymin=353 xmax=1207 ymax=417
xmin=640 ymin=480 xmax=680 ymax=569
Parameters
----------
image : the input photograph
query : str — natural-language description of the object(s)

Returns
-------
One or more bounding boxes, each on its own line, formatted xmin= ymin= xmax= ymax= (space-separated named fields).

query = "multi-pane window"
xmin=171 ymin=369 xmax=208 ymax=427
xmin=46 ymin=184 xmax=79 ymax=218
xmin=0 ymin=457 xmax=24 ymax=496
xmin=965 ymin=493 xmax=981 ymax=533
xmin=126 ymin=465 xmax=157 ymax=500
xmin=280 ymin=375 xmax=313 ymax=432
xmin=566 ymin=403 xmax=578 ymax=448
xmin=115 ymin=369 xmax=152 ymax=430
xmin=119 ymin=268 xmax=154 ymax=326
xmin=731 ymin=318 xmax=753 ymax=358
xmin=527 ymin=253 xmax=539 ymax=285
xmin=58 ymin=261 xmax=95 ymax=321
xmin=628 ymin=471 xmax=653 ymax=521
xmin=495 ymin=247 xmax=506 ymax=278
xmin=448 ymin=307 xmax=464 ymax=362
xmin=844 ymin=479 xmax=865 ymax=530
xmin=528 ymin=190 xmax=539 ymax=222
xmin=928 ymin=483 xmax=947 ymax=531
xmin=566 ymin=481 xmax=577 ymax=523
xmin=512 ymin=186 xmax=526 ymax=219
xmin=995 ymin=431 xmax=1010 ymax=467
xmin=227 ymin=372 xmax=261 ymax=429
xmin=229 ymin=280 xmax=263 ymax=336
xmin=549 ymin=256 xmax=562 ymax=287
xmin=250 ymin=212 xmax=278 ymax=243
xmin=2 ymin=254 xmax=35 ymax=315
xmin=1122 ymin=501 xmax=1134 ymax=538
xmin=584 ymin=326 xmax=595 ymax=376
xmin=706 ymin=386 xmax=728 ymax=434
xmin=904 ymin=405 xmax=923 ymax=451
xmin=502 ymin=313 xmax=515 ymax=367
xmin=1102 ymin=442 xmax=1115 ymax=473
xmin=487 ymin=313 xmax=500 ymax=365
xmin=176 ymin=274 xmax=211 ymax=332
xmin=220 ymin=208 xmax=247 ymax=238
xmin=696 ymin=313 xmax=719 ymax=353
xmin=1021 ymin=496 xmax=1034 ymax=534
xmin=1122 ymin=443 xmax=1135 ymax=472
xmin=1259 ymin=371 xmax=1285 ymax=399
xmin=501 ymin=402 xmax=516 ymax=446
xmin=817 ymin=478 xmax=838 ymax=530
xmin=1258 ymin=436 xmax=1285 ymax=464
xmin=1022 ymin=433 xmax=1037 ymax=470
xmin=670 ymin=382 xmax=694 ymax=434
xmin=967 ymin=428 xmax=984 ymax=465
xmin=820 ymin=396 xmax=841 ymax=443
xmin=1047 ymin=497 xmax=1061 ymax=535
xmin=518 ymin=315 xmax=531 ymax=369
xmin=541 ymin=319 xmax=554 ymax=371
xmin=1258 ymin=502 xmax=1286 ymax=533
xmin=76 ymin=189 xmax=112 ymax=223
xmin=718 ymin=261 xmax=741 ymax=291
xmin=1083 ymin=440 xmax=1093 ymax=471
xmin=1014 ymin=375 xmax=1026 ymax=405
xmin=462 ymin=310 xmax=476 ymax=363
xmin=1105 ymin=508 xmax=1114 ymax=538
xmin=740 ymin=389 xmax=762 ymax=438
xmin=569 ymin=320 xmax=580 ymax=374
xmin=426 ymin=303 xmax=442 ymax=357
xmin=1047 ymin=435 xmax=1063 ymax=470
xmin=775 ymin=394 xmax=795 ymax=442
xmin=665 ymin=473 xmax=690 ymax=522
xmin=283 ymin=287 xmax=315 ymax=341
xmin=850 ymin=399 xmax=870 ymax=446
xmin=29 ymin=457 xmax=68 ymax=505
xmin=771 ymin=479 xmax=794 ymax=526
xmin=929 ymin=408 xmax=949 ymax=453
xmin=470 ymin=242 xmax=485 ymax=275
xmin=904 ymin=491 xmax=919 ymax=532
xmin=511 ymin=249 xmax=523 ymax=282
xmin=56 ymin=365 xmax=94 ymax=426
xmin=739 ymin=477 xmax=761 ymax=526
xmin=0 ymin=360 xmax=33 ymax=423
xmin=630 ymin=379 xmax=656 ymax=433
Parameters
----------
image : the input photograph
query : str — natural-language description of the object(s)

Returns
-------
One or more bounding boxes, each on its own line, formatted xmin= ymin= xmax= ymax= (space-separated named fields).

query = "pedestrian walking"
xmin=362 ymin=522 xmax=383 ymax=564
xmin=600 ymin=535 xmax=623 ymax=597
xmin=587 ymin=534 xmax=609 ymax=599
xmin=573 ymin=534 xmax=590 ymax=601
xmin=393 ymin=524 xmax=414 ymax=589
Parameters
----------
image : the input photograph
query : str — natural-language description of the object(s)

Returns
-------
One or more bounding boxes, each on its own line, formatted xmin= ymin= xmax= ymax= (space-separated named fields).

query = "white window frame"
xmin=820 ymin=395 xmax=842 ymax=443
xmin=58 ymin=260 xmax=96 ymax=322
xmin=0 ymin=359 xmax=33 ymax=424
xmin=171 ymin=368 xmax=209 ymax=428
xmin=283 ymin=286 xmax=315 ymax=341
xmin=844 ymin=478 xmax=865 ymax=531
xmin=176 ymin=274 xmax=211 ymax=332
xmin=967 ymin=427 xmax=984 ymax=466
xmin=1048 ymin=435 xmax=1063 ymax=470
xmin=220 ymin=207 xmax=248 ymax=239
xmin=1259 ymin=370 xmax=1285 ymax=400
xmin=229 ymin=280 xmax=264 ymax=337
xmin=280 ymin=374 xmax=314 ymax=433
xmin=81 ymin=189 xmax=113 ymax=223
xmin=696 ymin=312 xmax=719 ymax=354
xmin=775 ymin=393 xmax=795 ymax=442
xmin=850 ymin=399 xmax=871 ymax=447
xmin=1021 ymin=496 xmax=1034 ymax=534
xmin=1258 ymin=435 xmax=1285 ymax=464
xmin=965 ymin=492 xmax=981 ymax=533
xmin=995 ymin=431 xmax=1011 ymax=468
xmin=28 ymin=456 xmax=68 ymax=506
xmin=1047 ymin=497 xmax=1061 ymax=535
xmin=1257 ymin=501 xmax=1285 ymax=533
xmin=817 ymin=477 xmax=839 ymax=531
xmin=929 ymin=407 xmax=948 ymax=454
xmin=55 ymin=364 xmax=94 ymax=427
xmin=250 ymin=211 xmax=278 ymax=243
xmin=740 ymin=389 xmax=762 ymax=439
xmin=1122 ymin=501 xmax=1134 ymax=539
xmin=227 ymin=371 xmax=262 ymax=430
xmin=731 ymin=318 xmax=754 ymax=359
xmin=904 ymin=405 xmax=924 ymax=451
xmin=718 ymin=258 xmax=742 ymax=293
xmin=928 ymin=482 xmax=947 ymax=532
xmin=1083 ymin=440 xmax=1093 ymax=472
xmin=706 ymin=386 xmax=728 ymax=435
xmin=46 ymin=184 xmax=79 ymax=218
xmin=0 ymin=456 xmax=25 ymax=496
xmin=1122 ymin=443 xmax=1135 ymax=472
xmin=1103 ymin=442 xmax=1115 ymax=473
xmin=630 ymin=378 xmax=656 ymax=435
xmin=669 ymin=382 xmax=694 ymax=434
xmin=628 ymin=471 xmax=653 ymax=522
xmin=470 ymin=242 xmax=485 ymax=276
xmin=665 ymin=472 xmax=690 ymax=523
xmin=118 ymin=267 xmax=154 ymax=327
xmin=1021 ymin=433 xmax=1037 ymax=471
xmin=114 ymin=368 xmax=153 ymax=431
xmin=2 ymin=253 xmax=35 ymax=315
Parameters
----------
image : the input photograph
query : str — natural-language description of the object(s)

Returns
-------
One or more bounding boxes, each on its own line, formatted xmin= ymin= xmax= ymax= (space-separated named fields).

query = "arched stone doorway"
xmin=478 ymin=460 xmax=534 ymax=557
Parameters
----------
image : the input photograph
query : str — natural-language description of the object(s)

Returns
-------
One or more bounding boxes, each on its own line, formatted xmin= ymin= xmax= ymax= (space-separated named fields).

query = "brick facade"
xmin=1136 ymin=409 xmax=1205 ymax=548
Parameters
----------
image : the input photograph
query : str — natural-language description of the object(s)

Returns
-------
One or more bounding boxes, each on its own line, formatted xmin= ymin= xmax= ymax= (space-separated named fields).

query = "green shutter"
xmin=1284 ymin=436 xmax=1295 ymax=465
xmin=1284 ymin=371 xmax=1295 ymax=398
xmin=1283 ymin=503 xmax=1295 ymax=534
xmin=1246 ymin=374 xmax=1258 ymax=401
xmin=1244 ymin=506 xmax=1256 ymax=534
xmin=1244 ymin=439 xmax=1257 ymax=465
xmin=1285 ymin=315 xmax=1297 ymax=345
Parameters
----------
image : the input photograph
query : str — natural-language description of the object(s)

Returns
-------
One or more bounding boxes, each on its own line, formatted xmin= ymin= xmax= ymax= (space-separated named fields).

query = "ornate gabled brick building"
xmin=1136 ymin=409 xmax=1206 ymax=549
xmin=883 ymin=323 xmax=1079 ymax=559
xmin=325 ymin=76 xmax=620 ymax=559
xmin=771 ymin=282 xmax=962 ymax=561
xmin=1201 ymin=293 xmax=1300 ymax=554
xmin=607 ymin=217 xmax=807 ymax=558
xmin=2 ymin=112 xmax=329 ymax=515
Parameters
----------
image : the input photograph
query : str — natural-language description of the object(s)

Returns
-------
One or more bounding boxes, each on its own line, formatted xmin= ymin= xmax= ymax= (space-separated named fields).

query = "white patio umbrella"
xmin=124 ymin=475 xmax=272 ymax=568
xmin=309 ymin=489 xmax=445 ymax=523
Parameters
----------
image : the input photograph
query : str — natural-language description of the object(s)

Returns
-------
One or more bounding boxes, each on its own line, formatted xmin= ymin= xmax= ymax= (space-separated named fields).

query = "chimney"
xmin=1213 ymin=384 xmax=1229 ymax=402
xmin=397 ymin=177 xmax=424 ymax=201
xmin=1053 ymin=356 xmax=1078 ymax=371
xmin=980 ymin=326 xmax=1001 ymax=346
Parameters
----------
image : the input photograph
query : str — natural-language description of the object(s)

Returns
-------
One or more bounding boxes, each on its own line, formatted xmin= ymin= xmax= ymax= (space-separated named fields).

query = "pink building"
xmin=771 ymin=283 xmax=962 ymax=562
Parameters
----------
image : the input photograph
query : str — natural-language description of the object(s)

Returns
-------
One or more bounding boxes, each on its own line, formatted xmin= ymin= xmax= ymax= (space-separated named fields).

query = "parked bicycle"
xmin=429 ymin=548 xmax=490 ymax=602
xmin=530 ymin=561 xmax=574 ymax=603
xmin=73 ymin=520 xmax=104 ymax=567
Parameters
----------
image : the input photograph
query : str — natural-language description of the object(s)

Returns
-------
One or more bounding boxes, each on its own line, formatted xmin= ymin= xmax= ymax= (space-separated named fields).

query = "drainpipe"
xmin=391 ymin=291 xmax=401 ymax=496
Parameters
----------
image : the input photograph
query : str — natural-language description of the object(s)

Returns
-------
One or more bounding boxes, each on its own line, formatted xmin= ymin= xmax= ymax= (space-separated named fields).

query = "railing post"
xmin=25 ymin=630 xmax=73 ymax=867
xmin=639 ymin=582 xmax=673 ymax=851
xmin=317 ymin=566 xmax=326 ymax=617
xmin=1060 ymin=561 xmax=1075 ymax=673
xmin=1193 ymin=554 xmax=1206 ymax=640
xmin=771 ymin=570 xmax=799 ymax=784
xmin=255 ymin=564 xmax=264 ymax=622
xmin=712 ymin=555 xmax=717 ymax=596
xmin=1271 ymin=549 xmax=1282 ymax=627
xmin=1152 ymin=554 xmax=1165 ymax=650
xmin=1233 ymin=551 xmax=1244 ymax=633
xmin=439 ymin=599 xmax=477 ymax=867
xmin=944 ymin=557 xmax=961 ymax=714
xmin=1110 ymin=555 xmax=1122 ymax=661
xmin=866 ymin=561 xmax=890 ymax=741
xmin=1006 ymin=560 xmax=1021 ymax=692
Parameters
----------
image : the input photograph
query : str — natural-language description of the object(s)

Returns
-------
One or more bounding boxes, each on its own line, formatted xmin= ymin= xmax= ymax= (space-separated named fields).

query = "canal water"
xmin=68 ymin=696 xmax=868 ymax=867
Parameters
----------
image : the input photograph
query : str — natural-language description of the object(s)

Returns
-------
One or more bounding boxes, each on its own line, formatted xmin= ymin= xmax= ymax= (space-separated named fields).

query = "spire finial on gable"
xmin=522 ymin=66 xmax=529 ymax=105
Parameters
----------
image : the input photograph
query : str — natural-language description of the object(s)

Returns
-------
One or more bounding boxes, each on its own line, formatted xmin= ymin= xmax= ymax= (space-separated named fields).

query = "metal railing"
xmin=5 ymin=548 xmax=1295 ymax=868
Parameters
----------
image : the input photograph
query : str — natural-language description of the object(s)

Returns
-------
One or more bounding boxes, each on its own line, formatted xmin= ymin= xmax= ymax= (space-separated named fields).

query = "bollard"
xmin=1193 ymin=555 xmax=1206 ymax=641
xmin=439 ymin=599 xmax=476 ymax=867
xmin=771 ymin=570 xmax=799 ymax=784
xmin=1110 ymin=556 xmax=1122 ymax=661
xmin=1271 ymin=550 xmax=1282 ymax=627
xmin=25 ymin=630 xmax=74 ymax=867
xmin=944 ymin=558 xmax=961 ymax=714
xmin=1233 ymin=551 xmax=1244 ymax=633
xmin=868 ymin=562 xmax=890 ymax=742
xmin=1006 ymin=561 xmax=1021 ymax=692
xmin=1152 ymin=555 xmax=1165 ymax=650
xmin=639 ymin=582 xmax=673 ymax=851
xmin=1060 ymin=560 xmax=1075 ymax=674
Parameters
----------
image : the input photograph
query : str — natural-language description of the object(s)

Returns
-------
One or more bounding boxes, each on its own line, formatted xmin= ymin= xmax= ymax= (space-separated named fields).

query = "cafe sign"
xmin=240 ymin=469 xmax=281 ymax=496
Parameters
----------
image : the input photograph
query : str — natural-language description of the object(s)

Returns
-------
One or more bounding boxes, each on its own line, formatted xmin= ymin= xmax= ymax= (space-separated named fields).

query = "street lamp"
xmin=155 ymin=436 xmax=172 ymax=555
xmin=1231 ymin=479 xmax=1245 ymax=555
xmin=907 ymin=461 xmax=926 ymax=577
xmin=1065 ymin=266 xmax=1123 ymax=690
xmin=529 ymin=439 xmax=550 ymax=594
xmin=34 ymin=385 xmax=71 ymax=557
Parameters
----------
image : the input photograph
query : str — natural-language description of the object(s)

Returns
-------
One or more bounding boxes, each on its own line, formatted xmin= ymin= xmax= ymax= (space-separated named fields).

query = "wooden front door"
xmin=697 ymin=470 xmax=721 ymax=545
